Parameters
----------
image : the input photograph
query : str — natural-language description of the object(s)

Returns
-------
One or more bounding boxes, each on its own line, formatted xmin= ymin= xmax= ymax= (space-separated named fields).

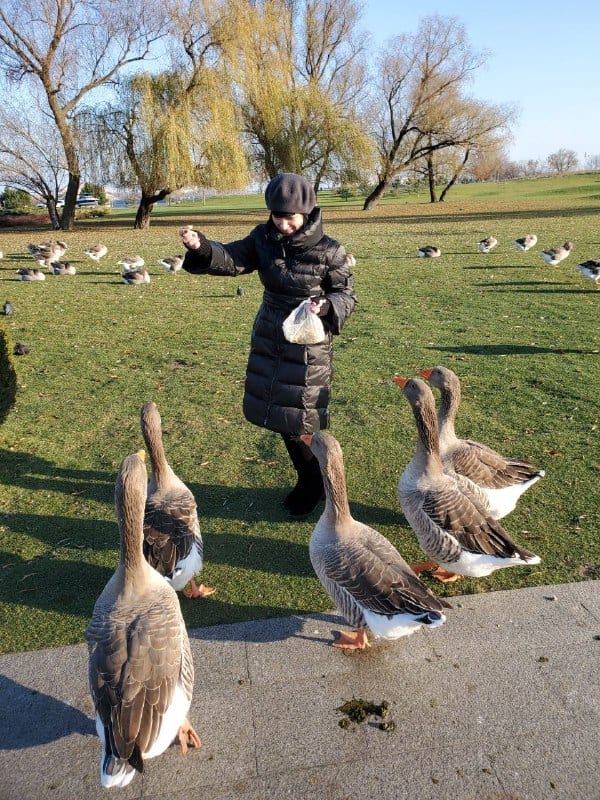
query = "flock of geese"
xmin=417 ymin=235 xmax=600 ymax=285
xmin=86 ymin=367 xmax=544 ymax=786
xmin=15 ymin=240 xmax=184 ymax=284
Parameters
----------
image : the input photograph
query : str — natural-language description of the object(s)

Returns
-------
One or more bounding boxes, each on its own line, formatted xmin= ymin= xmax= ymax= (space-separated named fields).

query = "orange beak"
xmin=418 ymin=368 xmax=433 ymax=380
xmin=299 ymin=434 xmax=313 ymax=446
xmin=392 ymin=376 xmax=408 ymax=388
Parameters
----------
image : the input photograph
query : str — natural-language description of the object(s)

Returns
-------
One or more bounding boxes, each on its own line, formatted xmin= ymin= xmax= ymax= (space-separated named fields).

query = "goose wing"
xmin=86 ymin=590 xmax=183 ymax=766
xmin=319 ymin=526 xmax=448 ymax=616
xmin=143 ymin=489 xmax=199 ymax=577
xmin=450 ymin=439 xmax=541 ymax=488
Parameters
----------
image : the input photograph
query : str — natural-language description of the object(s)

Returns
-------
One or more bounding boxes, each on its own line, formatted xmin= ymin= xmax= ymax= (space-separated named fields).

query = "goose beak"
xmin=417 ymin=368 xmax=433 ymax=380
xmin=392 ymin=376 xmax=408 ymax=388
xmin=299 ymin=434 xmax=313 ymax=446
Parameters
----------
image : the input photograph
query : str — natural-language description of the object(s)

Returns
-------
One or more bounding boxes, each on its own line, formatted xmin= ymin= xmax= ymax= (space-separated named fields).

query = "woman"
xmin=179 ymin=173 xmax=356 ymax=517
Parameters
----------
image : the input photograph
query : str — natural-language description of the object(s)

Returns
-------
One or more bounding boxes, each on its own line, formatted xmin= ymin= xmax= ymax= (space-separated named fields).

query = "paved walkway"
xmin=1 ymin=580 xmax=598 ymax=800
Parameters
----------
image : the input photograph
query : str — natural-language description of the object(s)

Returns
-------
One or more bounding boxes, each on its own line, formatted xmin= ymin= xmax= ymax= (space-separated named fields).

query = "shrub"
xmin=0 ymin=188 xmax=33 ymax=213
xmin=0 ymin=323 xmax=17 ymax=423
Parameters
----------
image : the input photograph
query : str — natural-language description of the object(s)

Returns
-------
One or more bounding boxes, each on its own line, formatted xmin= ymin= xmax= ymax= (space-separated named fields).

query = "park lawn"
xmin=0 ymin=175 xmax=598 ymax=654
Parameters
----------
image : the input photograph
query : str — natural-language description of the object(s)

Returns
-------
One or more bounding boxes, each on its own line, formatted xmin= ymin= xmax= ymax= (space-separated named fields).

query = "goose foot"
xmin=183 ymin=580 xmax=217 ymax=598
xmin=411 ymin=562 xmax=461 ymax=583
xmin=178 ymin=719 xmax=202 ymax=754
xmin=332 ymin=628 xmax=370 ymax=650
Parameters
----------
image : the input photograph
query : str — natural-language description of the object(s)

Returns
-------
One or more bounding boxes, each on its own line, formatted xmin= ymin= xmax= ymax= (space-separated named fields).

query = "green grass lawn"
xmin=0 ymin=174 xmax=598 ymax=654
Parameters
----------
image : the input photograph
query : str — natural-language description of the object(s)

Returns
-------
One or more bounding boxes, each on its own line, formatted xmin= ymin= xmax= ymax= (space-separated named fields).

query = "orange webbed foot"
xmin=410 ymin=561 xmax=438 ymax=576
xmin=178 ymin=719 xmax=202 ymax=754
xmin=430 ymin=567 xmax=461 ymax=583
xmin=183 ymin=580 xmax=217 ymax=598
xmin=332 ymin=628 xmax=370 ymax=650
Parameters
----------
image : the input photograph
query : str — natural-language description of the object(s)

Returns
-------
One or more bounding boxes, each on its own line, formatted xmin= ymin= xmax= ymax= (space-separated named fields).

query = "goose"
xmin=28 ymin=240 xmax=68 ymax=268
xmin=84 ymin=244 xmax=108 ymax=261
xmin=577 ymin=259 xmax=600 ymax=287
xmin=3 ymin=300 xmax=13 ymax=315
xmin=477 ymin=236 xmax=498 ymax=253
xmin=299 ymin=430 xmax=449 ymax=650
xmin=417 ymin=245 xmax=441 ymax=258
xmin=140 ymin=401 xmax=215 ymax=599
xmin=49 ymin=261 xmax=77 ymax=276
xmin=85 ymin=451 xmax=201 ymax=789
xmin=541 ymin=242 xmax=573 ymax=266
xmin=122 ymin=269 xmax=151 ymax=284
xmin=418 ymin=366 xmax=545 ymax=519
xmin=17 ymin=267 xmax=45 ymax=281
xmin=118 ymin=255 xmax=145 ymax=272
xmin=393 ymin=376 xmax=541 ymax=583
xmin=513 ymin=235 xmax=537 ymax=252
xmin=160 ymin=256 xmax=184 ymax=273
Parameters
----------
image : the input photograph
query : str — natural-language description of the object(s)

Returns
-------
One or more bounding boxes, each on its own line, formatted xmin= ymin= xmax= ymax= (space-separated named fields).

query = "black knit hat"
xmin=264 ymin=173 xmax=316 ymax=215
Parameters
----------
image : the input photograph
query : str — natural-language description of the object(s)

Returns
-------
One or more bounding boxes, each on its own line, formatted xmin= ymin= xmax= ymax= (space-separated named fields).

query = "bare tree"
xmin=0 ymin=100 xmax=69 ymax=229
xmin=362 ymin=15 xmax=491 ymax=210
xmin=0 ymin=0 xmax=168 ymax=230
xmin=584 ymin=153 xmax=600 ymax=171
xmin=546 ymin=148 xmax=579 ymax=175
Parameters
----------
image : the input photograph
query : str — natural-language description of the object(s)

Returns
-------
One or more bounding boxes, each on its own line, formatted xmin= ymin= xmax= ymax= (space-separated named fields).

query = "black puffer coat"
xmin=182 ymin=208 xmax=356 ymax=435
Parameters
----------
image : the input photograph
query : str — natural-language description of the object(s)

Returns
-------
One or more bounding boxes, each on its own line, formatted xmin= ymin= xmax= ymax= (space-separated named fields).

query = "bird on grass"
xmin=541 ymin=242 xmax=573 ymax=266
xmin=236 ymin=286 xmax=246 ymax=297
xmin=3 ymin=301 xmax=13 ymax=315
xmin=300 ymin=430 xmax=449 ymax=650
xmin=84 ymin=244 xmax=108 ymax=262
xmin=13 ymin=342 xmax=29 ymax=355
xmin=28 ymin=240 xmax=68 ymax=267
xmin=418 ymin=245 xmax=441 ymax=258
xmin=49 ymin=261 xmax=77 ymax=276
xmin=394 ymin=375 xmax=541 ymax=583
xmin=140 ymin=401 xmax=215 ymax=600
xmin=122 ymin=269 xmax=151 ymax=285
xmin=17 ymin=268 xmax=45 ymax=281
xmin=86 ymin=451 xmax=201 ymax=789
xmin=577 ymin=259 xmax=600 ymax=287
xmin=418 ymin=366 xmax=545 ymax=519
xmin=160 ymin=256 xmax=183 ymax=273
xmin=477 ymin=236 xmax=498 ymax=253
xmin=117 ymin=255 xmax=145 ymax=272
xmin=513 ymin=234 xmax=537 ymax=252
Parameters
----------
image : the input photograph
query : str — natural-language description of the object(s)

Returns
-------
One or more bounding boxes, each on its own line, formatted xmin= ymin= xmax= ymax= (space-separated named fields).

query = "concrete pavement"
xmin=1 ymin=580 xmax=598 ymax=800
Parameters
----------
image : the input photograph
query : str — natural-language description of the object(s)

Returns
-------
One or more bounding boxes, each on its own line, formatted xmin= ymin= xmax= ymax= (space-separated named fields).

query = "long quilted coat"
xmin=182 ymin=208 xmax=356 ymax=435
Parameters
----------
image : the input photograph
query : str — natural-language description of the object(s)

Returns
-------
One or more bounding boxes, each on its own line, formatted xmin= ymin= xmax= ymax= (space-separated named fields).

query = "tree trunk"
xmin=61 ymin=173 xmax=81 ymax=231
xmin=439 ymin=148 xmax=470 ymax=202
xmin=363 ymin=178 xmax=389 ymax=210
xmin=133 ymin=188 xmax=171 ymax=229
xmin=426 ymin=154 xmax=437 ymax=203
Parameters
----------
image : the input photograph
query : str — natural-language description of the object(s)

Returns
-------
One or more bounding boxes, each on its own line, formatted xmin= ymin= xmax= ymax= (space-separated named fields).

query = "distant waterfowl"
xmin=513 ymin=235 xmax=537 ymax=252
xmin=541 ymin=242 xmax=573 ymax=266
xmin=160 ymin=256 xmax=183 ymax=273
xmin=3 ymin=301 xmax=12 ymax=315
xmin=84 ymin=244 xmax=108 ymax=261
xmin=28 ymin=240 xmax=68 ymax=267
xmin=577 ymin=259 xmax=600 ymax=287
xmin=17 ymin=267 xmax=45 ymax=281
xmin=118 ymin=256 xmax=145 ymax=272
xmin=140 ymin=401 xmax=215 ymax=599
xmin=300 ymin=430 xmax=449 ymax=649
xmin=13 ymin=342 xmax=29 ymax=355
xmin=418 ymin=245 xmax=441 ymax=258
xmin=49 ymin=261 xmax=77 ymax=276
xmin=86 ymin=451 xmax=201 ymax=789
xmin=478 ymin=236 xmax=498 ymax=253
xmin=122 ymin=269 xmax=151 ymax=284
xmin=236 ymin=286 xmax=246 ymax=297
xmin=418 ymin=366 xmax=545 ymax=519
xmin=394 ymin=375 xmax=541 ymax=583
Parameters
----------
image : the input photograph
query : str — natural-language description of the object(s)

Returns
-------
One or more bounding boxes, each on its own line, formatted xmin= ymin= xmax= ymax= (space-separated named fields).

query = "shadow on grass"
xmin=0 ymin=675 xmax=95 ymax=749
xmin=430 ymin=344 xmax=596 ymax=356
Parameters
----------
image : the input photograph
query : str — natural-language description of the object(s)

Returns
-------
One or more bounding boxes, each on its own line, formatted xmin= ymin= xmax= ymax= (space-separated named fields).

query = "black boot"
xmin=281 ymin=434 xmax=324 ymax=518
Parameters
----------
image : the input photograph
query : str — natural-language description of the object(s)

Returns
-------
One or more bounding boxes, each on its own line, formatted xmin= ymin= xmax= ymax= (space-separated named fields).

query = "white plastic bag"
xmin=282 ymin=299 xmax=326 ymax=344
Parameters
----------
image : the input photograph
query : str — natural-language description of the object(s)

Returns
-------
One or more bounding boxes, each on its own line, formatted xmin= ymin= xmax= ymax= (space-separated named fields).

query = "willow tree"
xmin=224 ymin=0 xmax=373 ymax=187
xmin=0 ymin=0 xmax=168 ymax=230
xmin=363 ymin=15 xmax=489 ymax=210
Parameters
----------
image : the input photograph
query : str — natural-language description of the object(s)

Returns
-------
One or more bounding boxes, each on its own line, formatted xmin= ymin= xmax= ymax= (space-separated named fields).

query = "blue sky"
xmin=359 ymin=0 xmax=599 ymax=165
